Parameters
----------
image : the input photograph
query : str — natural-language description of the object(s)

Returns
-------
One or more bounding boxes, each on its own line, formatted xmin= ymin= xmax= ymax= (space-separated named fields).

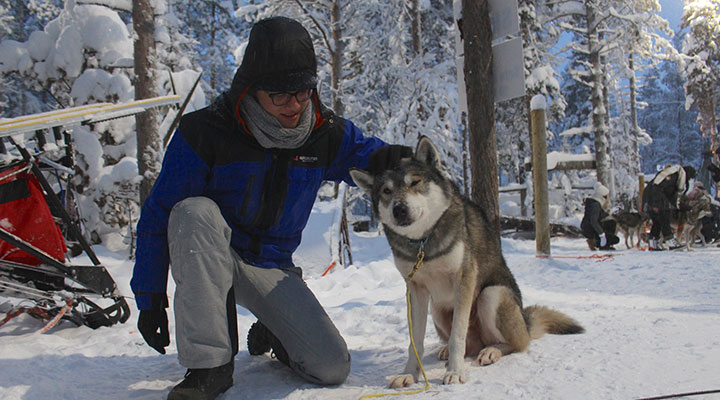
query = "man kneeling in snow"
xmin=130 ymin=16 xmax=409 ymax=400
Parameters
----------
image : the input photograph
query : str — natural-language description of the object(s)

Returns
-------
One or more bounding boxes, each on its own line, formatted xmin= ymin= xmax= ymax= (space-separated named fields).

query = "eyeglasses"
xmin=267 ymin=89 xmax=313 ymax=106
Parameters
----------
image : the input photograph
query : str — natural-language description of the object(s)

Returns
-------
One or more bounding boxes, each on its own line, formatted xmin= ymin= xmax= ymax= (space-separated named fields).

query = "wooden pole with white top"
xmin=531 ymin=95 xmax=550 ymax=256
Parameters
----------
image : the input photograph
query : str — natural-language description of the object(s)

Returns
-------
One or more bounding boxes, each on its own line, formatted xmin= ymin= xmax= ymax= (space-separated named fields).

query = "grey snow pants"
xmin=167 ymin=196 xmax=350 ymax=385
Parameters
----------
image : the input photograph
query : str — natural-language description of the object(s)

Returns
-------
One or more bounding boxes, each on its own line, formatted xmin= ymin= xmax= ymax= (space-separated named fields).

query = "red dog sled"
xmin=0 ymin=95 xmax=183 ymax=332
xmin=0 ymin=140 xmax=130 ymax=331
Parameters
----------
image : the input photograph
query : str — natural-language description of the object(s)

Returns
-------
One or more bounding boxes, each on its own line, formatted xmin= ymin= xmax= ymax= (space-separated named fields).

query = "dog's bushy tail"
xmin=524 ymin=305 xmax=585 ymax=340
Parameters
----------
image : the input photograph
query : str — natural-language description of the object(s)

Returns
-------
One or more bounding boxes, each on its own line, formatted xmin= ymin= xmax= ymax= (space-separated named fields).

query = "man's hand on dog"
xmin=367 ymin=145 xmax=413 ymax=175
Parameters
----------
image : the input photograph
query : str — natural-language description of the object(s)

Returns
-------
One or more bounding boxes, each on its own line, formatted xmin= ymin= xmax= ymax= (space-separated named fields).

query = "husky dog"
xmin=670 ymin=195 xmax=712 ymax=250
xmin=611 ymin=211 xmax=647 ymax=249
xmin=350 ymin=137 xmax=584 ymax=387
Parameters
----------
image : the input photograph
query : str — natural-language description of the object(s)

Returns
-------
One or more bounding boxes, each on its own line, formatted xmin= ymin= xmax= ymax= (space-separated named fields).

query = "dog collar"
xmin=406 ymin=227 xmax=434 ymax=281
xmin=407 ymin=223 xmax=435 ymax=251
xmin=407 ymin=234 xmax=431 ymax=252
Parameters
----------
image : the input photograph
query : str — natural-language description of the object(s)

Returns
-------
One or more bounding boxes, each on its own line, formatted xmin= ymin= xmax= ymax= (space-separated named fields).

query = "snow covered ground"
xmin=1 ymin=200 xmax=719 ymax=400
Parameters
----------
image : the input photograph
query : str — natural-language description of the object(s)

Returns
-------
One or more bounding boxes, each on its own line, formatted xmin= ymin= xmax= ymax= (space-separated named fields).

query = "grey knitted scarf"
xmin=239 ymin=94 xmax=315 ymax=149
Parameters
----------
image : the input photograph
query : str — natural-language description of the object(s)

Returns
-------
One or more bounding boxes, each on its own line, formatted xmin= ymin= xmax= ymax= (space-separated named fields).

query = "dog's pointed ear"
xmin=349 ymin=168 xmax=374 ymax=194
xmin=414 ymin=136 xmax=441 ymax=170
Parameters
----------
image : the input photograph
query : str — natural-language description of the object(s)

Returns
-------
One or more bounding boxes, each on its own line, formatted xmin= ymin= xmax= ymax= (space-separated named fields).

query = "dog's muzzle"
xmin=393 ymin=203 xmax=413 ymax=227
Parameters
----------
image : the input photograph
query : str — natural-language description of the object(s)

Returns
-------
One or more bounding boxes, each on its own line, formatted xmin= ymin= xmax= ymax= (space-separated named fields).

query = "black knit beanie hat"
xmin=230 ymin=16 xmax=318 ymax=95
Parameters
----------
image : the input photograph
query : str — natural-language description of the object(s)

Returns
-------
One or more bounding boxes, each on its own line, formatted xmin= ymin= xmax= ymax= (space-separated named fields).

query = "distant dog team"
xmin=350 ymin=137 xmax=584 ymax=387
xmin=611 ymin=193 xmax=713 ymax=251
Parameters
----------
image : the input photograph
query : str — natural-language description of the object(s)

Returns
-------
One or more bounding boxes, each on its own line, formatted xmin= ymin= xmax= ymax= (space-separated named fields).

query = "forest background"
xmin=1 ymin=0 xmax=719 ymax=250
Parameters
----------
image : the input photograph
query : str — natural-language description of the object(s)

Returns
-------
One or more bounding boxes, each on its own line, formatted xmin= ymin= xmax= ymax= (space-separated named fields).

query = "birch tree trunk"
xmin=330 ymin=0 xmax=345 ymax=116
xmin=697 ymin=94 xmax=718 ymax=159
xmin=586 ymin=3 xmax=610 ymax=188
xmin=409 ymin=0 xmax=425 ymax=139
xmin=409 ymin=0 xmax=422 ymax=56
xmin=628 ymin=54 xmax=640 ymax=178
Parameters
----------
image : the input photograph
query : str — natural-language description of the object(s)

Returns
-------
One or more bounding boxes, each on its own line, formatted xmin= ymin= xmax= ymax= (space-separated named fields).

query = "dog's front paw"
xmin=388 ymin=374 xmax=416 ymax=389
xmin=437 ymin=345 xmax=449 ymax=360
xmin=442 ymin=370 xmax=466 ymax=385
xmin=477 ymin=346 xmax=502 ymax=365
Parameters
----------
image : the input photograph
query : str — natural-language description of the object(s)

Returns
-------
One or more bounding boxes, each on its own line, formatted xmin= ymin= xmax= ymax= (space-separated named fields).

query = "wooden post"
xmin=531 ymin=95 xmax=550 ymax=255
xmin=638 ymin=175 xmax=645 ymax=211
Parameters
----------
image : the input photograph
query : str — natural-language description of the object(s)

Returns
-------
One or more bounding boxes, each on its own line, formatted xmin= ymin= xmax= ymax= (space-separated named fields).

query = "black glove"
xmin=138 ymin=309 xmax=170 ymax=354
xmin=366 ymin=145 xmax=413 ymax=175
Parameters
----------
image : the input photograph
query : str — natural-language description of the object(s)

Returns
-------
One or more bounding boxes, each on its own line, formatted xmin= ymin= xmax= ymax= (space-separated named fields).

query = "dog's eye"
xmin=410 ymin=179 xmax=421 ymax=187
xmin=383 ymin=187 xmax=392 ymax=195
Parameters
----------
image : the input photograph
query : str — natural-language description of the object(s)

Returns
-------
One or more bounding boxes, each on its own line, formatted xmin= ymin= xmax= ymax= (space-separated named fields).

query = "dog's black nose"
xmin=393 ymin=203 xmax=410 ymax=225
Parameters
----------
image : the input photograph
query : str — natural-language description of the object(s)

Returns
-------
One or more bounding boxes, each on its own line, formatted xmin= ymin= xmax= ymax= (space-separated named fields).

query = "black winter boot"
xmin=247 ymin=321 xmax=289 ymax=366
xmin=167 ymin=360 xmax=233 ymax=400
xmin=246 ymin=321 xmax=272 ymax=355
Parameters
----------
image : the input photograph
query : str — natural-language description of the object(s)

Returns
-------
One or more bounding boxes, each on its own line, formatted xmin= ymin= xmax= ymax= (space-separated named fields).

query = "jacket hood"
xmin=653 ymin=164 xmax=687 ymax=193
xmin=590 ymin=182 xmax=610 ymax=210
xmin=593 ymin=182 xmax=609 ymax=199
xmin=230 ymin=16 xmax=317 ymax=100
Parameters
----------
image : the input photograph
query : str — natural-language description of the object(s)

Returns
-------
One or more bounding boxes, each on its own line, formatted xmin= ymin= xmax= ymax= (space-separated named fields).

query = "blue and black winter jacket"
xmin=130 ymin=93 xmax=385 ymax=310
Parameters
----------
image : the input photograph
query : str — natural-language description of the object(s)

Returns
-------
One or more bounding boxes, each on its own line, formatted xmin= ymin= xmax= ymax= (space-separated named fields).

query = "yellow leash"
xmin=359 ymin=249 xmax=431 ymax=399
